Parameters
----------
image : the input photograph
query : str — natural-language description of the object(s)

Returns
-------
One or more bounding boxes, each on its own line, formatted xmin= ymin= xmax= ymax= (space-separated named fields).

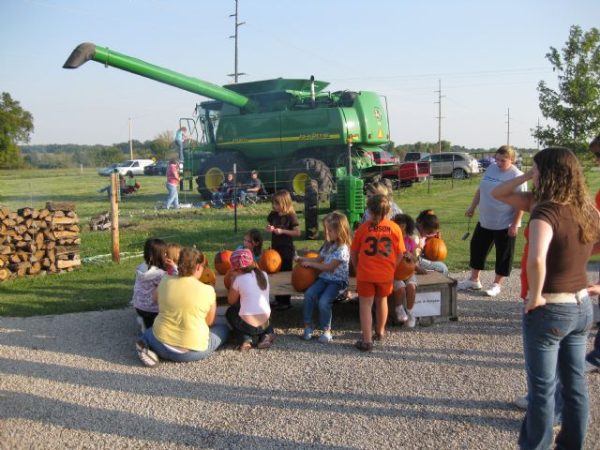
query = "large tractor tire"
xmin=196 ymin=152 xmax=247 ymax=200
xmin=286 ymin=158 xmax=333 ymax=202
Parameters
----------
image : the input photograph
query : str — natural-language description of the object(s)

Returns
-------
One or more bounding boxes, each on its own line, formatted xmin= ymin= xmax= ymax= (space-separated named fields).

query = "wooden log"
xmin=65 ymin=225 xmax=81 ymax=233
xmin=43 ymin=230 xmax=56 ymax=241
xmin=0 ymin=207 xmax=9 ymax=219
xmin=27 ymin=262 xmax=41 ymax=275
xmin=35 ymin=233 xmax=44 ymax=249
xmin=46 ymin=248 xmax=55 ymax=262
xmin=31 ymin=209 xmax=39 ymax=219
xmin=57 ymin=259 xmax=81 ymax=269
xmin=46 ymin=241 xmax=56 ymax=250
xmin=25 ymin=218 xmax=33 ymax=227
xmin=2 ymin=218 xmax=17 ymax=227
xmin=0 ymin=268 xmax=9 ymax=281
xmin=34 ymin=250 xmax=45 ymax=260
xmin=66 ymin=211 xmax=77 ymax=218
xmin=38 ymin=209 xmax=50 ymax=219
xmin=8 ymin=212 xmax=18 ymax=220
xmin=34 ymin=220 xmax=48 ymax=229
xmin=53 ymin=231 xmax=78 ymax=239
xmin=9 ymin=254 xmax=20 ymax=263
xmin=46 ymin=202 xmax=76 ymax=212
xmin=17 ymin=207 xmax=33 ymax=217
xmin=42 ymin=258 xmax=51 ymax=268
xmin=0 ymin=245 xmax=12 ymax=255
xmin=51 ymin=216 xmax=79 ymax=226
xmin=51 ymin=210 xmax=65 ymax=218
xmin=55 ymin=245 xmax=79 ymax=256
xmin=15 ymin=215 xmax=25 ymax=224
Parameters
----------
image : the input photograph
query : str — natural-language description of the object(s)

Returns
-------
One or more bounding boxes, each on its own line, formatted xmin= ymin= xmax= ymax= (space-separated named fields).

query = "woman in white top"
xmin=225 ymin=249 xmax=275 ymax=351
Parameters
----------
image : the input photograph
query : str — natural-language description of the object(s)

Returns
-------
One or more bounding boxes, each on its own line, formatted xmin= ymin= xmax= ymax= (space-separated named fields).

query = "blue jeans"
xmin=418 ymin=256 xmax=448 ymax=275
xmin=518 ymin=296 xmax=593 ymax=450
xmin=303 ymin=278 xmax=346 ymax=330
xmin=165 ymin=183 xmax=179 ymax=209
xmin=142 ymin=324 xmax=229 ymax=362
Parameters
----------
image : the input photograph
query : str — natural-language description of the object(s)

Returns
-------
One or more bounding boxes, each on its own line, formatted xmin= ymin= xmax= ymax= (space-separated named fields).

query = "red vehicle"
xmin=366 ymin=151 xmax=430 ymax=186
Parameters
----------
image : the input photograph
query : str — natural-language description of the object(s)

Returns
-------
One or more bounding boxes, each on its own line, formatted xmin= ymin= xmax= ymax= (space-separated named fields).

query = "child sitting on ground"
xmin=392 ymin=213 xmax=420 ymax=328
xmin=297 ymin=211 xmax=351 ymax=344
xmin=126 ymin=172 xmax=140 ymax=194
xmin=415 ymin=209 xmax=448 ymax=275
xmin=164 ymin=242 xmax=182 ymax=275
xmin=225 ymin=249 xmax=275 ymax=351
xmin=132 ymin=238 xmax=168 ymax=333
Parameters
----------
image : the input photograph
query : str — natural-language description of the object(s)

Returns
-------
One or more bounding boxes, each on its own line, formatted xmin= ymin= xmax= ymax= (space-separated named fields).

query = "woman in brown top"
xmin=509 ymin=147 xmax=599 ymax=450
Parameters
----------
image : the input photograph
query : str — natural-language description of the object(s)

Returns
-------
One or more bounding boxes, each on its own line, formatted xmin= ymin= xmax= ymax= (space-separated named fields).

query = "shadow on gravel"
xmin=0 ymin=390 xmax=353 ymax=449
xmin=0 ymin=359 xmax=521 ymax=433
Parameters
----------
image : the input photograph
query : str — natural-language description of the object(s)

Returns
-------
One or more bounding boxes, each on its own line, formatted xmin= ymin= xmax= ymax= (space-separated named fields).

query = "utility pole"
xmin=506 ymin=107 xmax=510 ymax=146
xmin=228 ymin=0 xmax=246 ymax=83
xmin=434 ymin=79 xmax=444 ymax=153
xmin=128 ymin=117 xmax=133 ymax=159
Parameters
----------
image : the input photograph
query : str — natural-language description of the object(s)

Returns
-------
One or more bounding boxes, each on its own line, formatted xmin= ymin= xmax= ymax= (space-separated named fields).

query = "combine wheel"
xmin=286 ymin=158 xmax=333 ymax=201
xmin=196 ymin=152 xmax=247 ymax=200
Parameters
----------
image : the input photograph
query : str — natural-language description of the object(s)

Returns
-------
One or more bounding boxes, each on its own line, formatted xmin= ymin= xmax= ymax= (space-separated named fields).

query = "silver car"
xmin=420 ymin=152 xmax=480 ymax=179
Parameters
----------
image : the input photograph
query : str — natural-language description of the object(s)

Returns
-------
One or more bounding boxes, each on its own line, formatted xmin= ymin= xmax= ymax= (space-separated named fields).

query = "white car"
xmin=420 ymin=152 xmax=480 ymax=179
xmin=98 ymin=159 xmax=154 ymax=176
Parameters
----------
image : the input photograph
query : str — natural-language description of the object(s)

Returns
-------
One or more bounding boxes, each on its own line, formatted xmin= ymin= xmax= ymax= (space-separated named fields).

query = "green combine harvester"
xmin=64 ymin=42 xmax=394 ymax=202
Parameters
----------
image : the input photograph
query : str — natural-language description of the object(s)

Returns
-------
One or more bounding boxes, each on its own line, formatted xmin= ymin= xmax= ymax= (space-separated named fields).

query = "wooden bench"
xmin=214 ymin=271 xmax=458 ymax=322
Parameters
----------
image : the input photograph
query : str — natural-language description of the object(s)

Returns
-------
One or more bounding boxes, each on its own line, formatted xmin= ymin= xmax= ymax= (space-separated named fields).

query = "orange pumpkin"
xmin=394 ymin=256 xmax=416 ymax=280
xmin=214 ymin=250 xmax=233 ymax=275
xmin=224 ymin=270 xmax=234 ymax=290
xmin=291 ymin=263 xmax=319 ymax=292
xmin=424 ymin=237 xmax=448 ymax=261
xmin=259 ymin=248 xmax=282 ymax=273
xmin=202 ymin=203 xmax=211 ymax=209
xmin=199 ymin=266 xmax=217 ymax=286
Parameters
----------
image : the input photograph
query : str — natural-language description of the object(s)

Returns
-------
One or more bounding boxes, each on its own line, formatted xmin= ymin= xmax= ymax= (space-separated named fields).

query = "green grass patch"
xmin=1 ymin=168 xmax=599 ymax=316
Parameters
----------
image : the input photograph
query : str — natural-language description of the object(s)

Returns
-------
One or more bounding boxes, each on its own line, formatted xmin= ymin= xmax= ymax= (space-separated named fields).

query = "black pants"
xmin=274 ymin=246 xmax=294 ymax=305
xmin=225 ymin=304 xmax=273 ymax=345
xmin=469 ymin=222 xmax=515 ymax=277
xmin=135 ymin=308 xmax=158 ymax=329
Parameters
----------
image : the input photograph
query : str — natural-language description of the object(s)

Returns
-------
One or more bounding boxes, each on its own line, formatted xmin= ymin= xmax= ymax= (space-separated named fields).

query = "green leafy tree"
xmin=0 ymin=92 xmax=34 ymax=169
xmin=533 ymin=25 xmax=600 ymax=150
xmin=149 ymin=130 xmax=175 ymax=160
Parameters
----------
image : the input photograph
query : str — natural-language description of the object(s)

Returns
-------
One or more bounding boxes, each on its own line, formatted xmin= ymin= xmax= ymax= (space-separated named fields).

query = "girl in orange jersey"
xmin=351 ymin=194 xmax=405 ymax=351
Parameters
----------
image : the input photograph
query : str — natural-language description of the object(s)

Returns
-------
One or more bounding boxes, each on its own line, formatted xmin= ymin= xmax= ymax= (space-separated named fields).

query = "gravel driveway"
xmin=1 ymin=269 xmax=599 ymax=449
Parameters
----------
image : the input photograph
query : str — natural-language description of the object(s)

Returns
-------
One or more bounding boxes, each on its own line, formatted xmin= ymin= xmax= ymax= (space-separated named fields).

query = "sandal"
xmin=373 ymin=332 xmax=385 ymax=341
xmin=238 ymin=341 xmax=252 ymax=352
xmin=257 ymin=333 xmax=276 ymax=349
xmin=354 ymin=339 xmax=373 ymax=352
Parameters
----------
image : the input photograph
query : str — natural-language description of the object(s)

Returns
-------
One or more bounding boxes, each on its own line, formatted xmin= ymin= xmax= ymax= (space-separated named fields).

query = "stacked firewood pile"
xmin=0 ymin=202 xmax=81 ymax=281
xmin=89 ymin=212 xmax=111 ymax=231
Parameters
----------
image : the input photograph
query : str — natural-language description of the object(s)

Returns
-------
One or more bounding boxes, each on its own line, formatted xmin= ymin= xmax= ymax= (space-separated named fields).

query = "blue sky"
xmin=1 ymin=0 xmax=599 ymax=149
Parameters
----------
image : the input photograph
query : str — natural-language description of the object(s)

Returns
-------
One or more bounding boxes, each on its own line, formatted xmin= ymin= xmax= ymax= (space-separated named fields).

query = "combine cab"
xmin=64 ymin=43 xmax=393 ymax=199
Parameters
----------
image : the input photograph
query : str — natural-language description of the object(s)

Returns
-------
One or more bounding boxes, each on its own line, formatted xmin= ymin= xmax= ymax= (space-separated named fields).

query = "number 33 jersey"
xmin=351 ymin=218 xmax=405 ymax=282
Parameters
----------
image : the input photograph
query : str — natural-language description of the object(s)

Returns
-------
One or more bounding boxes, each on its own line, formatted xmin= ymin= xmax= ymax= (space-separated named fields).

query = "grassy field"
xmin=1 ymin=167 xmax=598 ymax=316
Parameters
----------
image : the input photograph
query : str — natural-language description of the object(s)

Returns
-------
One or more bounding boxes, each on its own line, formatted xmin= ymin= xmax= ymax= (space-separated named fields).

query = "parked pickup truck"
xmin=365 ymin=150 xmax=430 ymax=187
xmin=379 ymin=161 xmax=431 ymax=186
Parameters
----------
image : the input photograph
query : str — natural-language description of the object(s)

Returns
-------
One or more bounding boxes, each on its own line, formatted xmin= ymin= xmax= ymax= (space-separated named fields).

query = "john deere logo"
xmin=374 ymin=108 xmax=382 ymax=121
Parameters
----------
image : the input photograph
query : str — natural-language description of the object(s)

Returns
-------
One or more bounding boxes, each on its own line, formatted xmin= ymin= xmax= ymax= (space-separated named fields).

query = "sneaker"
xmin=513 ymin=395 xmax=528 ymax=410
xmin=457 ymin=279 xmax=482 ymax=290
xmin=406 ymin=311 xmax=416 ymax=328
xmin=485 ymin=283 xmax=501 ymax=297
xmin=136 ymin=316 xmax=146 ymax=334
xmin=302 ymin=327 xmax=313 ymax=341
xmin=318 ymin=331 xmax=332 ymax=344
xmin=395 ymin=305 xmax=408 ymax=323
xmin=238 ymin=341 xmax=252 ymax=352
xmin=257 ymin=333 xmax=276 ymax=349
xmin=586 ymin=361 xmax=600 ymax=373
xmin=135 ymin=340 xmax=159 ymax=367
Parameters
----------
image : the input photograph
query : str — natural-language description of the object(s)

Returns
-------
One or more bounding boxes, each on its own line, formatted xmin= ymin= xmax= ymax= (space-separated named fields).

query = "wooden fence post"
xmin=110 ymin=172 xmax=120 ymax=263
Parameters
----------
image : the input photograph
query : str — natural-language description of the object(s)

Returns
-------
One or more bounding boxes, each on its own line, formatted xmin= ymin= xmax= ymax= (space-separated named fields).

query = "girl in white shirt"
xmin=225 ymin=249 xmax=275 ymax=351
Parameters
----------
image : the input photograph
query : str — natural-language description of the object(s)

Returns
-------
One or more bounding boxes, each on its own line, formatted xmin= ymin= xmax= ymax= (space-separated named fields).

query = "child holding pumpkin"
xmin=297 ymin=211 xmax=351 ymax=344
xmin=351 ymin=194 xmax=404 ymax=351
xmin=415 ymin=209 xmax=448 ymax=275
xmin=266 ymin=190 xmax=301 ymax=310
xmin=391 ymin=213 xmax=421 ymax=328
xmin=225 ymin=248 xmax=275 ymax=350
xmin=132 ymin=238 xmax=169 ymax=333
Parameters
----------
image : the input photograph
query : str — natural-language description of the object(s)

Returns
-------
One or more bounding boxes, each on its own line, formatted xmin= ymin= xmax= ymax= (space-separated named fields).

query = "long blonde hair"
xmin=323 ymin=211 xmax=352 ymax=250
xmin=272 ymin=190 xmax=295 ymax=215
xmin=533 ymin=147 xmax=599 ymax=243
